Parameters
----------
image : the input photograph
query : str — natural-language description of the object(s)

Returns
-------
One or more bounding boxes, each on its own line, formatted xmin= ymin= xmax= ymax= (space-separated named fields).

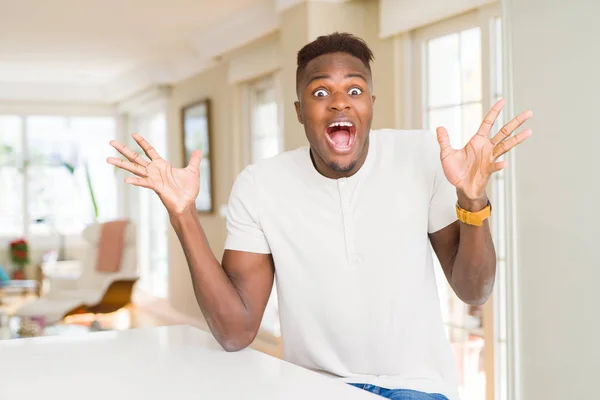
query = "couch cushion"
xmin=82 ymin=220 xmax=136 ymax=246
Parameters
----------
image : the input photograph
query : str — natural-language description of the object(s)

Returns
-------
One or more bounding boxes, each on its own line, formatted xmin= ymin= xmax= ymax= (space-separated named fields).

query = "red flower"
xmin=12 ymin=250 xmax=27 ymax=259
xmin=8 ymin=238 xmax=29 ymax=266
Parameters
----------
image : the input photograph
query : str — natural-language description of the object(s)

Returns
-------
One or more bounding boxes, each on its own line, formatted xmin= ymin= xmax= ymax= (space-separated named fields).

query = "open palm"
xmin=107 ymin=133 xmax=202 ymax=216
xmin=437 ymin=99 xmax=533 ymax=200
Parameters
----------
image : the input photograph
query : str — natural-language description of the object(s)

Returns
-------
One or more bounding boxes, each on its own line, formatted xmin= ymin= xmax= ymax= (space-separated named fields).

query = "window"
xmin=246 ymin=75 xmax=283 ymax=164
xmin=0 ymin=115 xmax=118 ymax=238
xmin=425 ymin=27 xmax=483 ymax=149
xmin=0 ymin=117 xmax=24 ymax=236
xmin=182 ymin=100 xmax=213 ymax=213
xmin=413 ymin=5 xmax=507 ymax=400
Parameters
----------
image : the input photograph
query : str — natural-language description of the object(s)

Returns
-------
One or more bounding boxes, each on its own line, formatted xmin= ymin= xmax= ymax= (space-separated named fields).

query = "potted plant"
xmin=9 ymin=238 xmax=29 ymax=280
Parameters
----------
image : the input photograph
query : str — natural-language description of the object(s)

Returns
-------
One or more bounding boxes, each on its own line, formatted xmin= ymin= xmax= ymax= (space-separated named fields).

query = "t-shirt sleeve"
xmin=224 ymin=165 xmax=271 ymax=254
xmin=426 ymin=131 xmax=458 ymax=234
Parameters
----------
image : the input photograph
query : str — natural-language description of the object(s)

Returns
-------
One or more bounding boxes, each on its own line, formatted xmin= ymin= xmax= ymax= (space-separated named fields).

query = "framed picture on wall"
xmin=181 ymin=99 xmax=214 ymax=213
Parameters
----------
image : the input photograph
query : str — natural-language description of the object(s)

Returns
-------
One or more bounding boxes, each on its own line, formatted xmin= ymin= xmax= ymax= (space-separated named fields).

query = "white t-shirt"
xmin=225 ymin=129 xmax=460 ymax=399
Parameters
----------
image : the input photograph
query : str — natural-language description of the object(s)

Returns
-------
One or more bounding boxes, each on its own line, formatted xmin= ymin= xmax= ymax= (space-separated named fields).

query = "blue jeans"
xmin=348 ymin=383 xmax=449 ymax=400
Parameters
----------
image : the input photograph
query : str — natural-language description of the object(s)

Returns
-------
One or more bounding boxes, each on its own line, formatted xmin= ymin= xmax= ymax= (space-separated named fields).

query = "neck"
xmin=309 ymin=139 xmax=370 ymax=179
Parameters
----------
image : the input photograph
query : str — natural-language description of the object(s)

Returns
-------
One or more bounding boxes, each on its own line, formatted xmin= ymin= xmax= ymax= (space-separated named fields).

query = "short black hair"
xmin=296 ymin=32 xmax=374 ymax=89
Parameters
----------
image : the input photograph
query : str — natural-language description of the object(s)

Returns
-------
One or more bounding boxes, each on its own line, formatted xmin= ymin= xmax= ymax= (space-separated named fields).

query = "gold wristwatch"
xmin=456 ymin=200 xmax=492 ymax=227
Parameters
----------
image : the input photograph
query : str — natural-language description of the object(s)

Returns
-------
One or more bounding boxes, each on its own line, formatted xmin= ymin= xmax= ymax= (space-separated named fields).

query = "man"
xmin=107 ymin=33 xmax=532 ymax=400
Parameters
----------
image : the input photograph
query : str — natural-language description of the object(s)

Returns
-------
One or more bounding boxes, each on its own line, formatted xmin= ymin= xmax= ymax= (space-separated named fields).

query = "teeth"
xmin=328 ymin=121 xmax=354 ymax=128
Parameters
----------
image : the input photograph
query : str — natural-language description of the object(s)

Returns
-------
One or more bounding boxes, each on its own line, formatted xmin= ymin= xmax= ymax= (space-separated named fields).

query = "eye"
xmin=313 ymin=89 xmax=329 ymax=97
xmin=348 ymin=87 xmax=363 ymax=96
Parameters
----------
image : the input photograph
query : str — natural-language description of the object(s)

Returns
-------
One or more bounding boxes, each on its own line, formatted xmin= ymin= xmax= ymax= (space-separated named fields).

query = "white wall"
xmin=379 ymin=0 xmax=496 ymax=38
xmin=505 ymin=0 xmax=600 ymax=398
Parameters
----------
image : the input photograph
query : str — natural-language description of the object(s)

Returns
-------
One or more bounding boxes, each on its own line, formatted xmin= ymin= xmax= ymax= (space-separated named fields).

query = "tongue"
xmin=330 ymin=130 xmax=350 ymax=146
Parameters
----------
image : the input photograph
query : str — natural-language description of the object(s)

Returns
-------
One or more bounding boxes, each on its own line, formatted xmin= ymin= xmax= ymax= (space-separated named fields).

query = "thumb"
xmin=187 ymin=150 xmax=202 ymax=171
xmin=436 ymin=127 xmax=452 ymax=153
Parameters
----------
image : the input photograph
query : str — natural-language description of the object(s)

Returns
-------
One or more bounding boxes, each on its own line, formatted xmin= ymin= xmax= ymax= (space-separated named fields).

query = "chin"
xmin=309 ymin=121 xmax=369 ymax=176
xmin=326 ymin=155 xmax=360 ymax=173
xmin=322 ymin=133 xmax=367 ymax=174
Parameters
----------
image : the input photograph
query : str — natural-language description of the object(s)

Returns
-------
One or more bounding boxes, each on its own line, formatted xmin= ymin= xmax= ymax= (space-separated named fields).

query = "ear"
xmin=372 ymin=95 xmax=376 ymax=105
xmin=294 ymin=101 xmax=303 ymax=124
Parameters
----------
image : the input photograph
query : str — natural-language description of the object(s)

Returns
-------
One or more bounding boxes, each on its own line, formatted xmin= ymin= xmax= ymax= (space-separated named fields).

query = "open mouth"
xmin=325 ymin=121 xmax=356 ymax=153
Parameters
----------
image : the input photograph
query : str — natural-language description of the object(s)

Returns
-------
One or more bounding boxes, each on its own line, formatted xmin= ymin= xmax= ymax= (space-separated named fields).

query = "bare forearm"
xmin=169 ymin=207 xmax=252 ymax=349
xmin=451 ymin=195 xmax=497 ymax=305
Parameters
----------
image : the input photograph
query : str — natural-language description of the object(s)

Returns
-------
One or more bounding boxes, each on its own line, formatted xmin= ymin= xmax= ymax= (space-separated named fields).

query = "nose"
xmin=328 ymin=91 xmax=350 ymax=112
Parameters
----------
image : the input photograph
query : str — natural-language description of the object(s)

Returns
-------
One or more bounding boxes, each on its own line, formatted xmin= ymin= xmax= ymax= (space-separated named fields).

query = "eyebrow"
xmin=306 ymin=73 xmax=368 ymax=86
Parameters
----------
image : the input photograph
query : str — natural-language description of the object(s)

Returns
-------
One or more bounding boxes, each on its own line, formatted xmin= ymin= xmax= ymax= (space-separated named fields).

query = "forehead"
xmin=300 ymin=52 xmax=371 ymax=85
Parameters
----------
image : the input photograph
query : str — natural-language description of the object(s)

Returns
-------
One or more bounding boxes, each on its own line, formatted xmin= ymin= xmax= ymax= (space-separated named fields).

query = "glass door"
xmin=413 ymin=5 xmax=505 ymax=400
xmin=243 ymin=74 xmax=283 ymax=337
xmin=128 ymin=113 xmax=169 ymax=298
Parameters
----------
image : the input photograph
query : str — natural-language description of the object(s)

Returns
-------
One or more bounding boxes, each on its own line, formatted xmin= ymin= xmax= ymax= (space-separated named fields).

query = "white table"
xmin=0 ymin=325 xmax=380 ymax=399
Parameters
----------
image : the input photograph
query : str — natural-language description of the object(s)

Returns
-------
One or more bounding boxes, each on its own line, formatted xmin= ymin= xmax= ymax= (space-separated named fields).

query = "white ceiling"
xmin=0 ymin=0 xmax=476 ymax=105
xmin=0 ymin=0 xmax=268 ymax=102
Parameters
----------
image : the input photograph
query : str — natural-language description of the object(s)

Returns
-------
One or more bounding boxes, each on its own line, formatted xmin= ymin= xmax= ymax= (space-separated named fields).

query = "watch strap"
xmin=456 ymin=200 xmax=492 ymax=227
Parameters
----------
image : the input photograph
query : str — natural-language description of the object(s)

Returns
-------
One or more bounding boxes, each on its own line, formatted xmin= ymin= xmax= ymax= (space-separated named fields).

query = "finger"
xmin=493 ymin=129 xmax=533 ymax=158
xmin=109 ymin=140 xmax=149 ymax=167
xmin=436 ymin=127 xmax=453 ymax=156
xmin=124 ymin=177 xmax=154 ymax=190
xmin=186 ymin=150 xmax=202 ymax=172
xmin=476 ymin=98 xmax=505 ymax=137
xmin=491 ymin=109 xmax=533 ymax=145
xmin=487 ymin=160 xmax=507 ymax=174
xmin=132 ymin=133 xmax=162 ymax=161
xmin=107 ymin=157 xmax=147 ymax=177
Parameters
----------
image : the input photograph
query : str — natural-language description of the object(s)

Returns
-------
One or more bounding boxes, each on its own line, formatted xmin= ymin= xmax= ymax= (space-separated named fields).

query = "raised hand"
xmin=436 ymin=99 xmax=533 ymax=207
xmin=107 ymin=133 xmax=202 ymax=216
